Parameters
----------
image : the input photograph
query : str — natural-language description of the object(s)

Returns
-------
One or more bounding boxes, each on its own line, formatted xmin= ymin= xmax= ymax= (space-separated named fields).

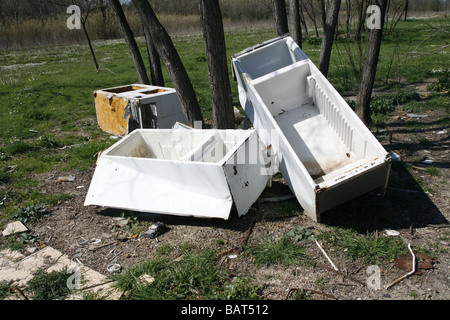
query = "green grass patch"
xmin=112 ymin=250 xmax=262 ymax=300
xmin=26 ymin=267 xmax=74 ymax=300
xmin=318 ymin=228 xmax=409 ymax=265
xmin=247 ymin=235 xmax=309 ymax=266
xmin=426 ymin=166 xmax=440 ymax=176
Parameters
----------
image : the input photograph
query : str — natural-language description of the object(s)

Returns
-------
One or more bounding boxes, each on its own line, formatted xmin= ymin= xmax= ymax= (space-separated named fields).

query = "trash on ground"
xmin=314 ymin=237 xmax=338 ymax=271
xmin=384 ymin=229 xmax=400 ymax=237
xmin=2 ymin=221 xmax=28 ymax=237
xmin=84 ymin=129 xmax=272 ymax=220
xmin=106 ymin=263 xmax=122 ymax=273
xmin=386 ymin=244 xmax=416 ymax=289
xmin=436 ymin=129 xmax=447 ymax=135
xmin=394 ymin=251 xmax=436 ymax=274
xmin=58 ymin=175 xmax=75 ymax=182
xmin=94 ymin=84 xmax=187 ymax=136
xmin=231 ymin=35 xmax=391 ymax=222
xmin=390 ymin=151 xmax=401 ymax=162
xmin=406 ymin=113 xmax=427 ymax=118
xmin=142 ymin=222 xmax=167 ymax=239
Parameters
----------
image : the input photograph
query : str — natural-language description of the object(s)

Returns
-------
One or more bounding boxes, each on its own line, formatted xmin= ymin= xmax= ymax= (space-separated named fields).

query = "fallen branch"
xmin=218 ymin=221 xmax=254 ymax=258
xmin=386 ymin=243 xmax=416 ymax=289
xmin=90 ymin=241 xmax=117 ymax=252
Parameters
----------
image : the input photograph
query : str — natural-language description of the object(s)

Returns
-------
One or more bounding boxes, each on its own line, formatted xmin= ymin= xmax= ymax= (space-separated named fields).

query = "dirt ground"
xmin=23 ymin=94 xmax=449 ymax=300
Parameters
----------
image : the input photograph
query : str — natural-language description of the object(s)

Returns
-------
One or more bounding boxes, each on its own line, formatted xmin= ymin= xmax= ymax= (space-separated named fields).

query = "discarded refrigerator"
xmin=93 ymin=84 xmax=187 ymax=136
xmin=231 ymin=35 xmax=391 ymax=222
xmin=84 ymin=129 xmax=272 ymax=219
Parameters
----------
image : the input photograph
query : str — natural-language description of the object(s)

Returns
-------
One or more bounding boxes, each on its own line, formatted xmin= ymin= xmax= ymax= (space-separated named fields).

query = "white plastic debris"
xmin=384 ymin=229 xmax=400 ymax=237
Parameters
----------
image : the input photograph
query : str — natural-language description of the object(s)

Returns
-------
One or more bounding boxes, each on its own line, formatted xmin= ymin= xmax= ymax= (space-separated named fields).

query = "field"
xmin=0 ymin=16 xmax=449 ymax=303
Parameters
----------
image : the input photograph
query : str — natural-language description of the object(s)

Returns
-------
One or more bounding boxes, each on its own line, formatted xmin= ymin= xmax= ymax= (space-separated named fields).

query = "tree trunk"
xmin=109 ymin=0 xmax=149 ymax=84
xmin=198 ymin=0 xmax=234 ymax=129
xmin=131 ymin=0 xmax=203 ymax=127
xmin=404 ymin=0 xmax=409 ymax=21
xmin=356 ymin=0 xmax=388 ymax=124
xmin=272 ymin=0 xmax=289 ymax=36
xmin=318 ymin=0 xmax=341 ymax=78
xmin=144 ymin=30 xmax=165 ymax=87
xmin=289 ymin=0 xmax=302 ymax=47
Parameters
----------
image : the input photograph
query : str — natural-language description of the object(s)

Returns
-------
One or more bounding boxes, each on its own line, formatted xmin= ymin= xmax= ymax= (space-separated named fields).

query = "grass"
xmin=26 ymin=267 xmax=74 ymax=300
xmin=0 ymin=281 xmax=11 ymax=299
xmin=318 ymin=228 xmax=409 ymax=265
xmin=247 ymin=235 xmax=309 ymax=266
xmin=111 ymin=250 xmax=262 ymax=300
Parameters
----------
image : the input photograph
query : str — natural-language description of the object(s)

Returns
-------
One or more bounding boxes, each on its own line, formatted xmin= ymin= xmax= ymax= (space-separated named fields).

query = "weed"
xmin=370 ymin=97 xmax=395 ymax=116
xmin=13 ymin=205 xmax=51 ymax=223
xmin=293 ymin=289 xmax=314 ymax=300
xmin=428 ymin=69 xmax=449 ymax=92
xmin=247 ymin=236 xmax=308 ymax=266
xmin=26 ymin=267 xmax=74 ymax=300
xmin=315 ymin=276 xmax=327 ymax=289
xmin=16 ymin=232 xmax=38 ymax=245
xmin=285 ymin=226 xmax=314 ymax=243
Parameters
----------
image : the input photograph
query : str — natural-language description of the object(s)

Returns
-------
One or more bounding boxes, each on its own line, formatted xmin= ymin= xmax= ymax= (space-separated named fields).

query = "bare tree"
xmin=289 ymin=0 xmax=302 ymax=47
xmin=109 ymin=0 xmax=149 ymax=84
xmin=272 ymin=0 xmax=289 ymax=36
xmin=318 ymin=0 xmax=341 ymax=78
xmin=131 ymin=0 xmax=203 ymax=126
xmin=302 ymin=0 xmax=320 ymax=37
xmin=198 ymin=0 xmax=234 ymax=129
xmin=356 ymin=0 xmax=388 ymax=124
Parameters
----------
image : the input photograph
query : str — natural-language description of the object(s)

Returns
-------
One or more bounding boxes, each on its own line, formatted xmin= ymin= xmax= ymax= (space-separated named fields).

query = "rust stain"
xmin=95 ymin=93 xmax=130 ymax=136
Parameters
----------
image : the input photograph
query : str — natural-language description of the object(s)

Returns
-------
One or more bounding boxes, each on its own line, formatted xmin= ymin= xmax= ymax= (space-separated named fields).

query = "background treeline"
xmin=0 ymin=0 xmax=448 ymax=50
